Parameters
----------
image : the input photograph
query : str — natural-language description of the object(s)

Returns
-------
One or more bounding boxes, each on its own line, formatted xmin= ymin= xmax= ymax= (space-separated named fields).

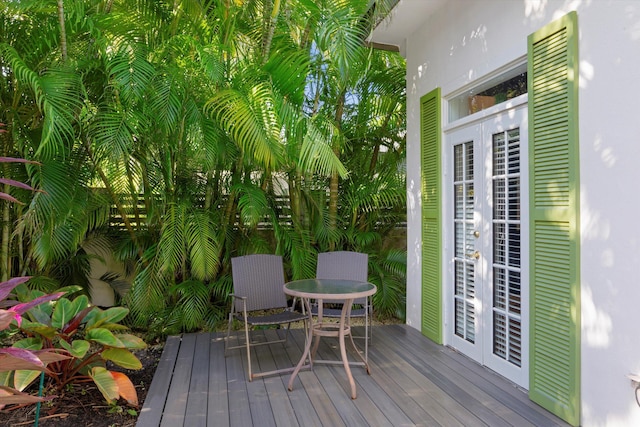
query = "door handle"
xmin=466 ymin=251 xmax=480 ymax=260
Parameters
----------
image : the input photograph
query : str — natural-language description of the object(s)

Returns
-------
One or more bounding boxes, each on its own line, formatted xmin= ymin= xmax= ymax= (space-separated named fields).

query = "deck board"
xmin=159 ymin=333 xmax=196 ymax=427
xmin=136 ymin=325 xmax=570 ymax=427
xmin=184 ymin=333 xmax=210 ymax=427
xmin=136 ymin=335 xmax=181 ymax=427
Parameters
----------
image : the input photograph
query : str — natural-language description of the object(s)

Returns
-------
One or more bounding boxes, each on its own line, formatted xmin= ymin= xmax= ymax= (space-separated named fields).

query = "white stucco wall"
xmin=380 ymin=1 xmax=640 ymax=425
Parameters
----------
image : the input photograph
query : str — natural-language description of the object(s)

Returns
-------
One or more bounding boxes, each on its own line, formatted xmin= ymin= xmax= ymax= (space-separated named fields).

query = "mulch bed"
xmin=0 ymin=344 xmax=163 ymax=427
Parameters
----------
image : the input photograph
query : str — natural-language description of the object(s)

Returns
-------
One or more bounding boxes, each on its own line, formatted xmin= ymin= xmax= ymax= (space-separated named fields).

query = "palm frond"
xmin=126 ymin=257 xmax=169 ymax=328
xmin=299 ymin=117 xmax=348 ymax=178
xmin=233 ymin=183 xmax=270 ymax=229
xmin=107 ymin=47 xmax=156 ymax=106
xmin=169 ymin=279 xmax=210 ymax=331
xmin=186 ymin=211 xmax=220 ymax=281
xmin=89 ymin=107 xmax=136 ymax=162
xmin=157 ymin=203 xmax=187 ymax=277
xmin=205 ymin=85 xmax=285 ymax=170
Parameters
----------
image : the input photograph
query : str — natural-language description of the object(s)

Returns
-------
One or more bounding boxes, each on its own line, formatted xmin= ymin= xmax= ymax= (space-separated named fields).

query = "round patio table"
xmin=283 ymin=278 xmax=377 ymax=399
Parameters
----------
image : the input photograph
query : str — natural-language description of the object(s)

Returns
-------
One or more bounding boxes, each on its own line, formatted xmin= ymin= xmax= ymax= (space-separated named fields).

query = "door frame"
xmin=442 ymin=97 xmax=529 ymax=388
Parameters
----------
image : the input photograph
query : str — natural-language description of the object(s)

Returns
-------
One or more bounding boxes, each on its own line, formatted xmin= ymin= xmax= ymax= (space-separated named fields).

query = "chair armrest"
xmin=229 ymin=294 xmax=247 ymax=301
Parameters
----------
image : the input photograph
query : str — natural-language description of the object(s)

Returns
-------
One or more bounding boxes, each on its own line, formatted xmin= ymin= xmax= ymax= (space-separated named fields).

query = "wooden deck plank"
xmin=379 ymin=325 xmax=560 ymax=427
xmin=224 ymin=332 xmax=253 ymax=427
xmin=385 ymin=325 xmax=559 ymax=426
xmin=159 ymin=333 xmax=197 ymax=427
xmin=242 ymin=331 xmax=278 ymax=427
xmin=184 ymin=333 xmax=210 ymax=427
xmin=354 ymin=358 xmax=441 ymax=427
xmin=272 ymin=329 xmax=324 ymax=427
xmin=292 ymin=329 xmax=372 ymax=426
xmin=137 ymin=325 xmax=570 ymax=427
xmin=310 ymin=334 xmax=398 ymax=427
xmin=258 ymin=330 xmax=303 ymax=427
xmin=288 ymin=328 xmax=347 ymax=427
xmin=429 ymin=333 xmax=564 ymax=426
xmin=136 ymin=335 xmax=182 ymax=427
xmin=368 ymin=330 xmax=485 ymax=426
xmin=376 ymin=326 xmax=515 ymax=427
xmin=207 ymin=335 xmax=229 ymax=427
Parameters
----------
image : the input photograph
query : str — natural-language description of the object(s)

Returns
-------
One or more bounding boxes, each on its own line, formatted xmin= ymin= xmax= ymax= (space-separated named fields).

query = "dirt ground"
xmin=0 ymin=345 xmax=163 ymax=427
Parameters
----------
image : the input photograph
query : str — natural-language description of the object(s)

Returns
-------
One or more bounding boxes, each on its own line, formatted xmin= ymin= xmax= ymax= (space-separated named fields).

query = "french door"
xmin=445 ymin=106 xmax=529 ymax=388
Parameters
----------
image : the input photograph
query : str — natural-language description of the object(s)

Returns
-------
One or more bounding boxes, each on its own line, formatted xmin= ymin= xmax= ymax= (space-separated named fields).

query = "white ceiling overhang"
xmin=368 ymin=0 xmax=445 ymax=55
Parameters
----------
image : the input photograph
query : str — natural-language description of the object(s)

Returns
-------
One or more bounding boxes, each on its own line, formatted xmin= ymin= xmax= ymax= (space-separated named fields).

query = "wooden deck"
xmin=136 ymin=324 xmax=568 ymax=427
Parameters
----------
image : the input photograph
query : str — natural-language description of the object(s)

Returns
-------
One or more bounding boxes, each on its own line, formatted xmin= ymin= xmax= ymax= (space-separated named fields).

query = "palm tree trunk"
xmin=262 ymin=0 xmax=282 ymax=62
xmin=57 ymin=0 xmax=68 ymax=61
xmin=328 ymin=89 xmax=346 ymax=250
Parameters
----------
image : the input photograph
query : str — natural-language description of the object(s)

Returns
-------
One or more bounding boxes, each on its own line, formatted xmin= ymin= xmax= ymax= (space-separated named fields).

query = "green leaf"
xmin=85 ymin=307 xmax=129 ymax=330
xmin=69 ymin=295 xmax=90 ymax=319
xmin=20 ymin=321 xmax=57 ymax=339
xmin=114 ymin=334 xmax=146 ymax=350
xmin=0 ymin=370 xmax=11 ymax=386
xmin=85 ymin=328 xmax=124 ymax=348
xmin=14 ymin=370 xmax=41 ymax=392
xmin=89 ymin=366 xmax=119 ymax=404
xmin=101 ymin=348 xmax=142 ymax=370
xmin=100 ymin=323 xmax=129 ymax=332
xmin=99 ymin=307 xmax=129 ymax=325
xmin=25 ymin=306 xmax=52 ymax=325
xmin=51 ymin=298 xmax=73 ymax=329
xmin=13 ymin=337 xmax=43 ymax=350
xmin=59 ymin=339 xmax=90 ymax=358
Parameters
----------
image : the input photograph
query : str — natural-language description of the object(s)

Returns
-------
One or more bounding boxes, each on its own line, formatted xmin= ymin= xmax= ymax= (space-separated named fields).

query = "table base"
xmin=287 ymin=301 xmax=370 ymax=399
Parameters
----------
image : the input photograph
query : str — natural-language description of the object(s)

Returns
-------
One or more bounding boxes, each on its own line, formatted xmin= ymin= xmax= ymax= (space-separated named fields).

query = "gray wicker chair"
xmin=312 ymin=251 xmax=372 ymax=359
xmin=225 ymin=254 xmax=307 ymax=381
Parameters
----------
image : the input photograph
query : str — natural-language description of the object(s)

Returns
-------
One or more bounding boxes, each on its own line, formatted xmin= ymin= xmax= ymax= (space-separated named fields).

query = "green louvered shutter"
xmin=528 ymin=11 xmax=580 ymax=426
xmin=420 ymin=88 xmax=442 ymax=344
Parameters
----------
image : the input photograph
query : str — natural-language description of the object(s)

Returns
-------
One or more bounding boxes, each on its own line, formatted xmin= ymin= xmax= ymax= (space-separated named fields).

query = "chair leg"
xmin=243 ymin=308 xmax=253 ymax=381
xmin=225 ymin=311 xmax=234 ymax=356
xmin=363 ymin=302 xmax=369 ymax=363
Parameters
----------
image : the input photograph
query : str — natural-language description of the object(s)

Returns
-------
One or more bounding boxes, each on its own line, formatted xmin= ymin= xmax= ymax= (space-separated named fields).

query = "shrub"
xmin=0 ymin=277 xmax=67 ymax=408
xmin=10 ymin=293 xmax=146 ymax=407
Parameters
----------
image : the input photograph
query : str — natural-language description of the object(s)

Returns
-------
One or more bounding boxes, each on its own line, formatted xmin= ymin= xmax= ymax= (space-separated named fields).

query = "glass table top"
xmin=284 ymin=278 xmax=376 ymax=299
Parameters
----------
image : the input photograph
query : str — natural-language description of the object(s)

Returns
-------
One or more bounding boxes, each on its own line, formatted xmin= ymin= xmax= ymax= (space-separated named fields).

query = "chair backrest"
xmin=231 ymin=254 xmax=288 ymax=312
xmin=316 ymin=251 xmax=368 ymax=304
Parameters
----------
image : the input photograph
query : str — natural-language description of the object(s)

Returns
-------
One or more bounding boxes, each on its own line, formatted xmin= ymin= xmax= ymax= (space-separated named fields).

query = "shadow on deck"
xmin=136 ymin=324 xmax=568 ymax=427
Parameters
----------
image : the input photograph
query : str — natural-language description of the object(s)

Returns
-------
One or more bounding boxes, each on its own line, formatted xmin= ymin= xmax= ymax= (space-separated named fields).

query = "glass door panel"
xmin=453 ymin=141 xmax=476 ymax=344
xmin=483 ymin=108 xmax=528 ymax=388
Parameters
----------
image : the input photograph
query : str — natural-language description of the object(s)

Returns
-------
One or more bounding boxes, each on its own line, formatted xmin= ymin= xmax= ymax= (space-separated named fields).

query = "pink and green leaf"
xmin=0 ymin=348 xmax=44 ymax=372
xmin=0 ymin=310 xmax=17 ymax=330
xmin=0 ymin=178 xmax=35 ymax=192
xmin=0 ymin=277 xmax=31 ymax=300
xmin=10 ymin=292 xmax=65 ymax=317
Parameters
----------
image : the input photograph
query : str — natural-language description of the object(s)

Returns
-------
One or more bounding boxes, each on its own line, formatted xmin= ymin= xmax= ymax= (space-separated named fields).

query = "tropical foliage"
xmin=0 ymin=277 xmax=67 ymax=408
xmin=0 ymin=0 xmax=406 ymax=337
xmin=11 ymin=292 xmax=146 ymax=407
